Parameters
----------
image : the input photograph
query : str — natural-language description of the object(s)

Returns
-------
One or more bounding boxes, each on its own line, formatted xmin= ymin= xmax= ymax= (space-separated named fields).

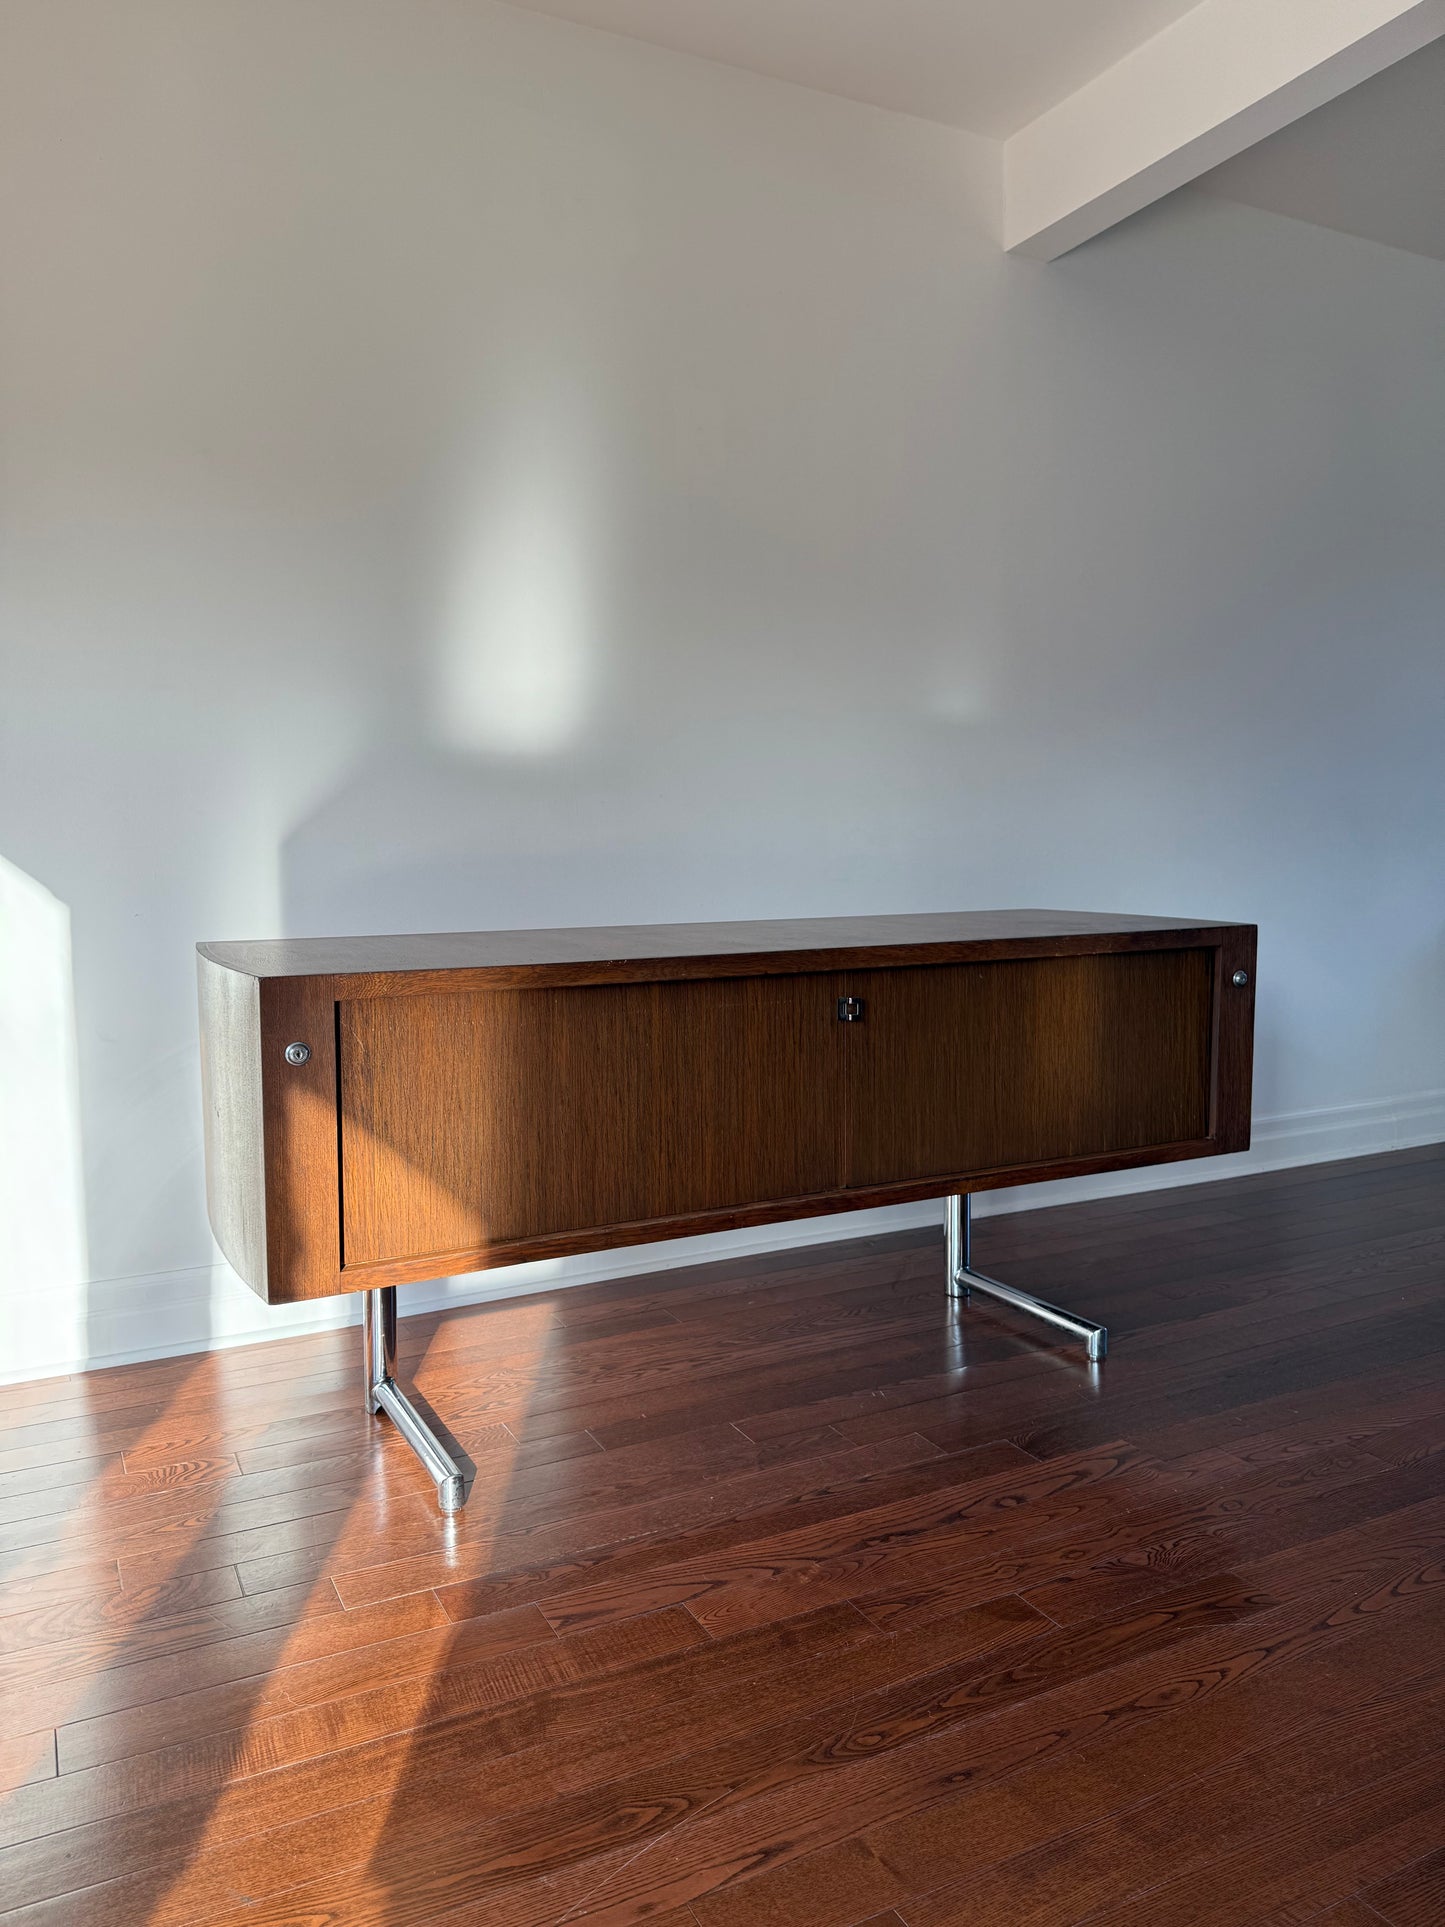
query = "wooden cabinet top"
xmin=198 ymin=908 xmax=1246 ymax=992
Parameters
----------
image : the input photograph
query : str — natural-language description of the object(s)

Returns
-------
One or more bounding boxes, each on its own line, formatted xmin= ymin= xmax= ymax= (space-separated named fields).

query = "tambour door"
xmin=842 ymin=949 xmax=1214 ymax=1190
xmin=339 ymin=973 xmax=843 ymax=1267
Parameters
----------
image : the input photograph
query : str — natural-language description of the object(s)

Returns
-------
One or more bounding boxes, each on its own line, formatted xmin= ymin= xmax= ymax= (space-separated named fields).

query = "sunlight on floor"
xmin=0 ymin=1356 xmax=249 ymax=1797
xmin=142 ymin=1297 xmax=558 ymax=1917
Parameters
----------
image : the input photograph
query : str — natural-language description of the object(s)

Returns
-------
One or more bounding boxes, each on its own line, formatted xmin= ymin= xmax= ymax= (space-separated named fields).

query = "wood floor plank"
xmin=302 ymin=1418 xmax=893 ymax=1596
xmin=0 ymin=1729 xmax=56 ymax=1795
xmin=1281 ymin=1904 xmax=1394 ymax=1927
xmin=53 ymin=1601 xmax=553 ymax=1772
xmin=497 ymin=1584 xmax=1284 ymax=1926
xmin=847 ymin=1288 xmax=1445 ymax=1469
xmin=852 ymin=1447 xmax=1444 ymax=1641
xmin=681 ymin=1583 xmax=1444 ymax=1926
xmin=1077 ymin=1759 xmax=1445 ymax=1927
xmin=565 ymin=1526 xmax=1445 ymax=1923
xmin=29 ymin=1593 xmax=1087 ymax=1927
xmin=0 ymin=1605 xmax=704 ymax=1858
xmin=1358 ymin=1842 xmax=1445 ymax=1926
xmin=0 ymin=1457 xmax=235 ymax=1527
xmin=330 ymin=1432 xmax=949 ymax=1611
xmin=536 ymin=1444 xmax=1181 ymax=1637
xmin=889 ymin=1676 xmax=1445 ymax=1925
xmin=1119 ymin=1368 xmax=1445 ymax=1471
xmin=2 ymin=1589 xmax=445 ymax=1735
xmin=435 ymin=1441 xmax=964 ymax=1623
xmin=0 ymin=1452 xmax=390 ymax=1558
xmin=0 ymin=1601 xmax=1048 ymax=1927
xmin=0 ymin=1604 xmax=880 ymax=1909
xmin=0 ymin=1573 xmax=336 ymax=1666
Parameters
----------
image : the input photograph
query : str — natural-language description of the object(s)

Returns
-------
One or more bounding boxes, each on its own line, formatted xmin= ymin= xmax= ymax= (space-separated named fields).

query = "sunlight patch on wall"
xmin=0 ymin=856 xmax=88 ymax=1374
xmin=434 ymin=422 xmax=600 ymax=759
xmin=925 ymin=655 xmax=993 ymax=725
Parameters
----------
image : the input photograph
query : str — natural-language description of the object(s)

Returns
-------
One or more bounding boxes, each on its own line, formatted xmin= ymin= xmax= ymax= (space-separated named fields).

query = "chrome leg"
xmin=363 ymin=1286 xmax=472 ymax=1513
xmin=946 ymin=1195 xmax=1107 ymax=1362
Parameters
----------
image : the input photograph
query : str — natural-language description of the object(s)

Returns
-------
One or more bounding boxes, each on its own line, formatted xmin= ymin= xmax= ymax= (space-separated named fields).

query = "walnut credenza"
xmin=198 ymin=910 xmax=1256 ymax=1507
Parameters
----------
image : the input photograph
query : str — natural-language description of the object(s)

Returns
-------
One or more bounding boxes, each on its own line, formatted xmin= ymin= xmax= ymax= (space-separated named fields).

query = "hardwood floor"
xmin=1 ymin=1143 xmax=1441 ymax=1926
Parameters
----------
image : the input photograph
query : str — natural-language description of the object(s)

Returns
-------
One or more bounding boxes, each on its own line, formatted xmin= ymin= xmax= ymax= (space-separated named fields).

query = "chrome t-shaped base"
xmin=363 ymin=1287 xmax=473 ymax=1513
xmin=946 ymin=1195 xmax=1107 ymax=1362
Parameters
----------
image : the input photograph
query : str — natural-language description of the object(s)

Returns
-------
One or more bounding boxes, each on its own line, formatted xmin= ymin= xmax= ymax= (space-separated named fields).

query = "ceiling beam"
xmin=1004 ymin=0 xmax=1445 ymax=260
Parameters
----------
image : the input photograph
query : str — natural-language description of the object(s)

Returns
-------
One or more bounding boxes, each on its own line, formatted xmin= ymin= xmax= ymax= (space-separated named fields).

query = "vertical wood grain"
xmin=842 ymin=950 xmax=1213 ymax=1191
xmin=1211 ymin=925 xmax=1257 ymax=1153
xmin=339 ymin=974 xmax=845 ymax=1266
xmin=259 ymin=977 xmax=344 ymax=1303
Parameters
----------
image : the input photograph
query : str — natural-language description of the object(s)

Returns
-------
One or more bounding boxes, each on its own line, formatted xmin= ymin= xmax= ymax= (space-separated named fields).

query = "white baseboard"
xmin=5 ymin=1089 xmax=1441 ymax=1386
xmin=972 ymin=1086 xmax=1445 ymax=1217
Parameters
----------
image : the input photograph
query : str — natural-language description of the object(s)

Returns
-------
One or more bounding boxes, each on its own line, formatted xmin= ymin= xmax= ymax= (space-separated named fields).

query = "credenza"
xmin=198 ymin=910 xmax=1256 ymax=1508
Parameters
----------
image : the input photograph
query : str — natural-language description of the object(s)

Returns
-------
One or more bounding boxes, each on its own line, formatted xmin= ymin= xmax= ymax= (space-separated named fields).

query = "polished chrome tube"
xmin=363 ymin=1286 xmax=472 ymax=1512
xmin=372 ymin=1378 xmax=470 ymax=1513
xmin=362 ymin=1285 xmax=395 ymax=1413
xmin=945 ymin=1193 xmax=969 ymax=1301
xmin=946 ymin=1195 xmax=1107 ymax=1362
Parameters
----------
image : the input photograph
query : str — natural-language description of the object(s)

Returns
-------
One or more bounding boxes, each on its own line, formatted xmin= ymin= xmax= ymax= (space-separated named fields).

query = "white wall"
xmin=2 ymin=0 xmax=1441 ymax=1381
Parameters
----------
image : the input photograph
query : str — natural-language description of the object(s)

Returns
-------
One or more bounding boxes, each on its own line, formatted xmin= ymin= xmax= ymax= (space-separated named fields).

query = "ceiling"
xmin=1197 ymin=36 xmax=1445 ymax=264
xmin=499 ymin=0 xmax=1204 ymax=138
xmin=502 ymin=0 xmax=1445 ymax=263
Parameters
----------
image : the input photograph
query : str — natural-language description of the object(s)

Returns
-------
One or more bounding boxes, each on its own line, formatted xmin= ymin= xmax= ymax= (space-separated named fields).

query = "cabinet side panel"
xmin=197 ymin=954 xmax=267 ymax=1299
xmin=844 ymin=949 xmax=1214 ymax=1190
xmin=258 ymin=977 xmax=346 ymax=1301
xmin=339 ymin=975 xmax=842 ymax=1268
xmin=1211 ymin=925 xmax=1257 ymax=1151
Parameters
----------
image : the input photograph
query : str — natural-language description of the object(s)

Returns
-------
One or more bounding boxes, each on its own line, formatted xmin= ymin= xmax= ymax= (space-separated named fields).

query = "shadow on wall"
xmin=275 ymin=705 xmax=1000 ymax=949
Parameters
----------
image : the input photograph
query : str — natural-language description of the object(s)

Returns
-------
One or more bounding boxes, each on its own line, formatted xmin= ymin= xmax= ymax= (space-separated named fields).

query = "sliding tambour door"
xmin=842 ymin=949 xmax=1214 ymax=1190
xmin=339 ymin=974 xmax=842 ymax=1266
